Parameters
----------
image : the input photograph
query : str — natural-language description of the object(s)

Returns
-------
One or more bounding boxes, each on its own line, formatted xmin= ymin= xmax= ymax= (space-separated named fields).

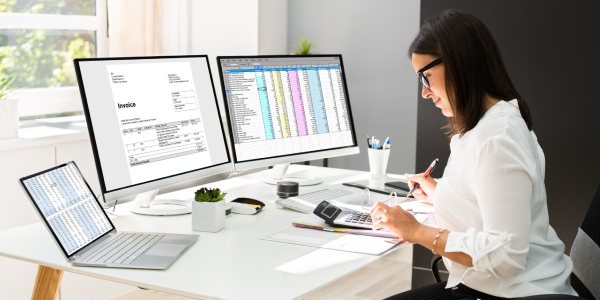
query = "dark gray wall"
xmin=413 ymin=0 xmax=600 ymax=288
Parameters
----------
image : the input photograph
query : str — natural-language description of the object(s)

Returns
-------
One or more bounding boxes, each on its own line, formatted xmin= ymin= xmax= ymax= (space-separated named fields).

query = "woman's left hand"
xmin=370 ymin=202 xmax=422 ymax=242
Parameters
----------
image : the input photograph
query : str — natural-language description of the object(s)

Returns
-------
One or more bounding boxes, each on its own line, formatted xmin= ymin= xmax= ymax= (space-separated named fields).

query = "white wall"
xmin=288 ymin=0 xmax=421 ymax=174
xmin=258 ymin=0 xmax=288 ymax=55
xmin=189 ymin=0 xmax=287 ymax=155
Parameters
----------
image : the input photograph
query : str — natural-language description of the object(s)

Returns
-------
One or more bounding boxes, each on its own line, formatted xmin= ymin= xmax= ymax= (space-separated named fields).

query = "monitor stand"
xmin=130 ymin=189 xmax=191 ymax=216
xmin=262 ymin=163 xmax=322 ymax=186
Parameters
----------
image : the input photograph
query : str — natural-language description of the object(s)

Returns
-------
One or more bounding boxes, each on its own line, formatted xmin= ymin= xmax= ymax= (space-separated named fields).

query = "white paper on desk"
xmin=400 ymin=200 xmax=435 ymax=214
xmin=330 ymin=189 xmax=404 ymax=212
xmin=260 ymin=226 xmax=405 ymax=255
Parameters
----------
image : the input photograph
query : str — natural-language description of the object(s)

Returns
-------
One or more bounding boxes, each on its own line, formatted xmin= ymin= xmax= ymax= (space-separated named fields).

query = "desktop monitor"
xmin=216 ymin=55 xmax=359 ymax=185
xmin=74 ymin=55 xmax=231 ymax=215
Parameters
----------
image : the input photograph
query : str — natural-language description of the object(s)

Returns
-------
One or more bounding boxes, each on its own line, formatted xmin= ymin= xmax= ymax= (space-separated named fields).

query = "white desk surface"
xmin=0 ymin=165 xmax=411 ymax=300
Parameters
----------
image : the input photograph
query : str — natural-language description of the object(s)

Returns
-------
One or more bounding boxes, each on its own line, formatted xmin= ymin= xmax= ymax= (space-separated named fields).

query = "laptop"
xmin=19 ymin=161 xmax=198 ymax=269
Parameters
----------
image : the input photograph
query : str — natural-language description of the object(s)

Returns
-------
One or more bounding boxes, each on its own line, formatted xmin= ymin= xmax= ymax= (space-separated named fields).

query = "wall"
xmin=287 ymin=0 xmax=421 ymax=174
xmin=190 ymin=0 xmax=287 ymax=151
xmin=258 ymin=0 xmax=288 ymax=55
xmin=413 ymin=0 xmax=600 ymax=288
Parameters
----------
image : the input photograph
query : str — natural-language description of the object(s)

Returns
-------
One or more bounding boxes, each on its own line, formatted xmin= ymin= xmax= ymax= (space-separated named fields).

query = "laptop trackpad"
xmin=145 ymin=244 xmax=186 ymax=256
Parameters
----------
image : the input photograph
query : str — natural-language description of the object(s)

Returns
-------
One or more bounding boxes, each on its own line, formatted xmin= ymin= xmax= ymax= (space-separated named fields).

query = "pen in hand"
xmin=406 ymin=158 xmax=439 ymax=197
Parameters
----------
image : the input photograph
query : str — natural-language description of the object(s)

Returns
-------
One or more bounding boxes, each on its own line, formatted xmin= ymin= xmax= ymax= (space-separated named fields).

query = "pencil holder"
xmin=368 ymin=148 xmax=390 ymax=179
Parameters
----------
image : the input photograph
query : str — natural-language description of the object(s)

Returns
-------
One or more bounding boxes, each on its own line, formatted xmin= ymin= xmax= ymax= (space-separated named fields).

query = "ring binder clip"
xmin=361 ymin=188 xmax=398 ymax=210
xmin=361 ymin=188 xmax=371 ymax=210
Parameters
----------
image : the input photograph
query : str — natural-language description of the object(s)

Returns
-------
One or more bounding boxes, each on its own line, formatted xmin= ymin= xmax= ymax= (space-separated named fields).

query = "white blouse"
xmin=434 ymin=100 xmax=577 ymax=298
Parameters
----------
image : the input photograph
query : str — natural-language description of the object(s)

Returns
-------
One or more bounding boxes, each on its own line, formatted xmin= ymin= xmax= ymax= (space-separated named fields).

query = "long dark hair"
xmin=408 ymin=9 xmax=532 ymax=137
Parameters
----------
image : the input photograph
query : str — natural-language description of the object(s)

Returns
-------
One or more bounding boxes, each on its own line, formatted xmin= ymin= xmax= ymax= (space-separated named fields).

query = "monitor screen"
xmin=75 ymin=55 xmax=231 ymax=202
xmin=217 ymin=55 xmax=358 ymax=170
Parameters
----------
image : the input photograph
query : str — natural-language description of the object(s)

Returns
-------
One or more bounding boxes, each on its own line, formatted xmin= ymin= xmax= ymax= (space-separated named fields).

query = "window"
xmin=0 ymin=0 xmax=107 ymax=118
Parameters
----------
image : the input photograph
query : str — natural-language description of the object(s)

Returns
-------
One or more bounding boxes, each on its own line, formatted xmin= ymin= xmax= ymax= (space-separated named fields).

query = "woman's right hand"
xmin=404 ymin=173 xmax=437 ymax=205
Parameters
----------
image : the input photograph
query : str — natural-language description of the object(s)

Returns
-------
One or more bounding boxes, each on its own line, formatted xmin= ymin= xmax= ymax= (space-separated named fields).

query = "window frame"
xmin=0 ymin=0 xmax=108 ymax=117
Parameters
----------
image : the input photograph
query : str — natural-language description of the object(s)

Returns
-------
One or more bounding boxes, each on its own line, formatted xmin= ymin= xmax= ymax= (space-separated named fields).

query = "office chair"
xmin=431 ymin=182 xmax=600 ymax=300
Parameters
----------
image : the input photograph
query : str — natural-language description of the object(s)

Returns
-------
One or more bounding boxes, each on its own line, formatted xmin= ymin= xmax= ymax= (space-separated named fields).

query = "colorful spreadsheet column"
xmin=306 ymin=68 xmax=329 ymax=134
xmin=255 ymin=68 xmax=275 ymax=140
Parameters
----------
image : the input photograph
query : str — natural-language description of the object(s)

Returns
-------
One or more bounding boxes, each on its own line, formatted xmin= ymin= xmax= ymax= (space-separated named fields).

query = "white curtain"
xmin=108 ymin=0 xmax=164 ymax=56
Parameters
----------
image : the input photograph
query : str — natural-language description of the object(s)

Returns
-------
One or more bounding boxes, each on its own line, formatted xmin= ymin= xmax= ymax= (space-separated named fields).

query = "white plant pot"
xmin=0 ymin=98 xmax=18 ymax=139
xmin=192 ymin=200 xmax=225 ymax=233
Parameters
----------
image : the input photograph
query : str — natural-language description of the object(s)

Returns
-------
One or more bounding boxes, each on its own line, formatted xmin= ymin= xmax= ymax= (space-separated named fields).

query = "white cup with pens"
xmin=367 ymin=135 xmax=391 ymax=180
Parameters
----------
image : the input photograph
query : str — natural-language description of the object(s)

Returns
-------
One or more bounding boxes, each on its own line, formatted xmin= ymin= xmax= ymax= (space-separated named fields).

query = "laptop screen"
xmin=20 ymin=162 xmax=114 ymax=257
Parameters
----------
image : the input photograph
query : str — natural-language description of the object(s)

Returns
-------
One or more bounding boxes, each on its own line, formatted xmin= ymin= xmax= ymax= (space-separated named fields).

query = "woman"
xmin=371 ymin=9 xmax=577 ymax=299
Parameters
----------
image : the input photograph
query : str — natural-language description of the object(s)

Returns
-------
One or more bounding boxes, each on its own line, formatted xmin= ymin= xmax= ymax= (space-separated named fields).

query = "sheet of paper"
xmin=260 ymin=226 xmax=406 ymax=256
xmin=400 ymin=200 xmax=435 ymax=214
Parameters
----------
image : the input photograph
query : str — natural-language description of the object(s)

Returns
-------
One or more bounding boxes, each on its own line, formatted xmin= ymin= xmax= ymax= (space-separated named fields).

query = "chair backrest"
xmin=570 ymin=183 xmax=600 ymax=300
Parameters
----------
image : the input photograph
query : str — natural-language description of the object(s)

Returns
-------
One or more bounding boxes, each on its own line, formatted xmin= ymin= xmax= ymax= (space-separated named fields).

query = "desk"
xmin=0 ymin=165 xmax=413 ymax=300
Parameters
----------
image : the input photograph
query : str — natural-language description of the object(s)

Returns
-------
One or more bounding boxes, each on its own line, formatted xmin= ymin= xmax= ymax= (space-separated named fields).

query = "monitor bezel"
xmin=216 ymin=54 xmax=359 ymax=170
xmin=74 ymin=55 xmax=232 ymax=202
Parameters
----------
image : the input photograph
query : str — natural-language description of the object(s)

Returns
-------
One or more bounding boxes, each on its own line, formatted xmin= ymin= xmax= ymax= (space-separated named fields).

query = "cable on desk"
xmin=112 ymin=199 xmax=119 ymax=213
xmin=95 ymin=191 xmax=119 ymax=214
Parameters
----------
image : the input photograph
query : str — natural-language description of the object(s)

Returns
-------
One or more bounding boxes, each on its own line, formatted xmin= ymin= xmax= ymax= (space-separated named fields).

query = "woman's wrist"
xmin=409 ymin=224 xmax=440 ymax=248
xmin=407 ymin=223 xmax=426 ymax=244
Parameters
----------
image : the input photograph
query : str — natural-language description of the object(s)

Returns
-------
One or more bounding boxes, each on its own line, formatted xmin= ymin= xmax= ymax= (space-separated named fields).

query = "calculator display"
xmin=321 ymin=203 xmax=341 ymax=218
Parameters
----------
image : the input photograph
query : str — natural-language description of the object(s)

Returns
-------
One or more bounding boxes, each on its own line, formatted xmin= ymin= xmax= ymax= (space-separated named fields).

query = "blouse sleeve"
xmin=444 ymin=135 xmax=537 ymax=278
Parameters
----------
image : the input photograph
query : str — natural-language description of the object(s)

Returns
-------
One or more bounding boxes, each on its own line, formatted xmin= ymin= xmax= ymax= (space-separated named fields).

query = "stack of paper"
xmin=260 ymin=200 xmax=435 ymax=255
xmin=260 ymin=221 xmax=406 ymax=256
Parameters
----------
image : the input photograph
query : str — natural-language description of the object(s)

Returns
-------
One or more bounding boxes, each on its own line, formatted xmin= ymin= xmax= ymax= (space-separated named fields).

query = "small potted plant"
xmin=192 ymin=187 xmax=227 ymax=232
xmin=291 ymin=37 xmax=316 ymax=55
xmin=0 ymin=73 xmax=18 ymax=139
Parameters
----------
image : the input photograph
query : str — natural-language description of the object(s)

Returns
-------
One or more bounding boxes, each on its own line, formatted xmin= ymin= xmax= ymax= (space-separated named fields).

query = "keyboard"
xmin=82 ymin=232 xmax=165 ymax=265
xmin=275 ymin=189 xmax=353 ymax=213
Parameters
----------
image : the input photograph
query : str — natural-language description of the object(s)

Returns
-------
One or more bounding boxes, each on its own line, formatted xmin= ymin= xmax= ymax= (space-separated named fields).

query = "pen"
xmin=406 ymin=158 xmax=439 ymax=197
xmin=367 ymin=135 xmax=371 ymax=148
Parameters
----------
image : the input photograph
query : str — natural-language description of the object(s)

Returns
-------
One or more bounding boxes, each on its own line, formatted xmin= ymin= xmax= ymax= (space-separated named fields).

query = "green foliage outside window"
xmin=0 ymin=0 xmax=96 ymax=89
xmin=0 ymin=72 xmax=16 ymax=99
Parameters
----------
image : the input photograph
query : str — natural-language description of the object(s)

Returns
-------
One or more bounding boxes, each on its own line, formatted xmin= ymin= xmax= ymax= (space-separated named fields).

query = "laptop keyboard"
xmin=82 ymin=232 xmax=165 ymax=265
xmin=276 ymin=189 xmax=353 ymax=213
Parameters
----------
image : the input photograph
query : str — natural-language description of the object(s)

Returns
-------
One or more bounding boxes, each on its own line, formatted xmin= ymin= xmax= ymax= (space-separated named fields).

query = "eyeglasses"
xmin=417 ymin=57 xmax=443 ymax=89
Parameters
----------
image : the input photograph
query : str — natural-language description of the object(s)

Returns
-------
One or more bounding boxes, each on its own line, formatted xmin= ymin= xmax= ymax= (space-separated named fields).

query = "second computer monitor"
xmin=216 ymin=55 xmax=359 ymax=185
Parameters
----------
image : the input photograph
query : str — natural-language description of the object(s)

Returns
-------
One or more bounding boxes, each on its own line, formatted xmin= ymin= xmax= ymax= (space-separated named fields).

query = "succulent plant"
xmin=194 ymin=187 xmax=227 ymax=203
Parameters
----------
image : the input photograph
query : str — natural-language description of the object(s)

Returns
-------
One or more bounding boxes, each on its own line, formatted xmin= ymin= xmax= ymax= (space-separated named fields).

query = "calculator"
xmin=313 ymin=200 xmax=374 ymax=230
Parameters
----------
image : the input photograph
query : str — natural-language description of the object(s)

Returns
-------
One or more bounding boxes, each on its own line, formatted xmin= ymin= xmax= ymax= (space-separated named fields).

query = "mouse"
xmin=229 ymin=198 xmax=265 ymax=215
